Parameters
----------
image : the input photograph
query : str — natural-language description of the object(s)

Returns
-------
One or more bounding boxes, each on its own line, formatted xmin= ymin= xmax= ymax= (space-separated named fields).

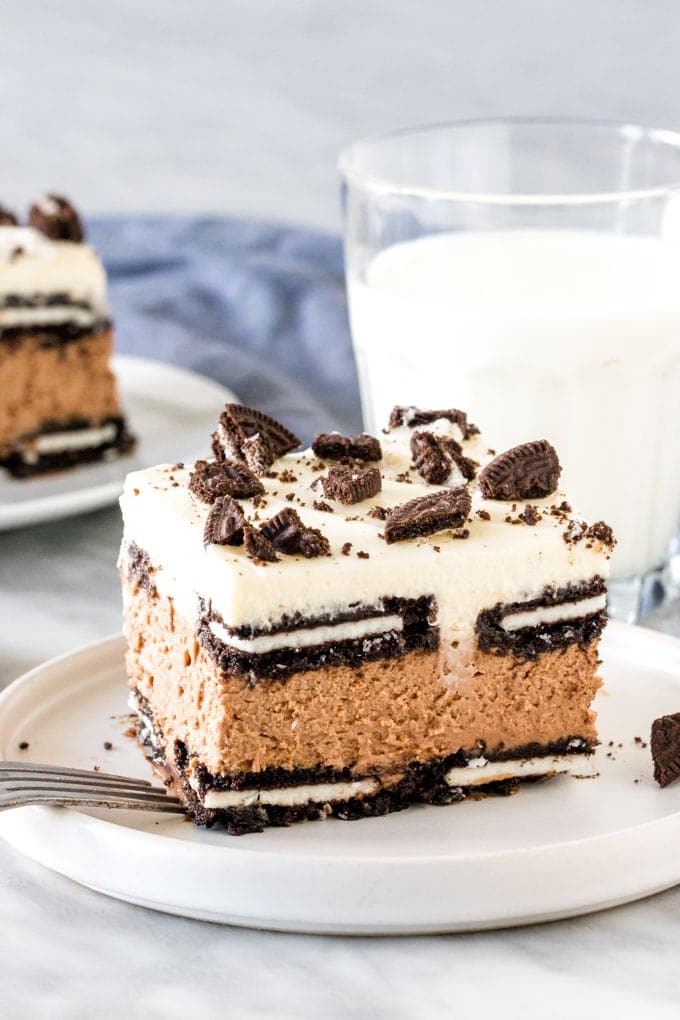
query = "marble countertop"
xmin=2 ymin=507 xmax=680 ymax=1019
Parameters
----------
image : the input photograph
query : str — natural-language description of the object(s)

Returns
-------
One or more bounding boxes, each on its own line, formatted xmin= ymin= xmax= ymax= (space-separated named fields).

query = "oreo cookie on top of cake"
xmin=0 ymin=195 xmax=134 ymax=477
xmin=119 ymin=401 xmax=615 ymax=834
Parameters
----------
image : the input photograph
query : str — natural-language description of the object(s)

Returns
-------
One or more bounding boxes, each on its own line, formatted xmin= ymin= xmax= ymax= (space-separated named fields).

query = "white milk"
xmin=347 ymin=230 xmax=680 ymax=577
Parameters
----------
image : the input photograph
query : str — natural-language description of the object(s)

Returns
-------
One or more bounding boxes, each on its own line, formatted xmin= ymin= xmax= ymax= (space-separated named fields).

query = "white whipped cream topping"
xmin=500 ymin=594 xmax=607 ymax=632
xmin=208 ymin=614 xmax=403 ymax=654
xmin=444 ymin=752 xmax=595 ymax=787
xmin=0 ymin=226 xmax=108 ymax=311
xmin=119 ymin=416 xmax=611 ymax=651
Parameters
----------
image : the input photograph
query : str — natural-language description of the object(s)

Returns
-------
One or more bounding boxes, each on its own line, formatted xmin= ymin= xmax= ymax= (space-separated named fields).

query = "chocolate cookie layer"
xmin=2 ymin=415 xmax=135 ymax=478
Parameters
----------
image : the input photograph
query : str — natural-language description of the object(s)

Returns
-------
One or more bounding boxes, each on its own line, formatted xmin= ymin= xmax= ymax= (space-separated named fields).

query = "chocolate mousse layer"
xmin=123 ymin=581 xmax=601 ymax=777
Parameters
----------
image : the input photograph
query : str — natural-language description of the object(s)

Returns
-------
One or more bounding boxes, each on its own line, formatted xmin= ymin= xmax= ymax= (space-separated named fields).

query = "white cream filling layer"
xmin=199 ymin=753 xmax=592 ymax=808
xmin=21 ymin=423 xmax=118 ymax=460
xmin=208 ymin=614 xmax=403 ymax=654
xmin=0 ymin=305 xmax=105 ymax=329
xmin=201 ymin=778 xmax=379 ymax=809
xmin=444 ymin=752 xmax=594 ymax=787
xmin=500 ymin=594 xmax=607 ymax=632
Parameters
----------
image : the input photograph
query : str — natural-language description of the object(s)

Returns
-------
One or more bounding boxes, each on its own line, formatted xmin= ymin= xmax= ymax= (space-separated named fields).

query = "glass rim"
xmin=338 ymin=116 xmax=680 ymax=205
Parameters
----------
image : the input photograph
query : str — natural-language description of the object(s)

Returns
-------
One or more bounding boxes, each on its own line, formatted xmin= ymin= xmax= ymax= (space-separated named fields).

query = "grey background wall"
xmin=4 ymin=0 xmax=679 ymax=229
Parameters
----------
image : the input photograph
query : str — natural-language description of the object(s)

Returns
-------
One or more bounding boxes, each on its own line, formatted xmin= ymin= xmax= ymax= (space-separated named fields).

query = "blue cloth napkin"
xmin=88 ymin=216 xmax=361 ymax=444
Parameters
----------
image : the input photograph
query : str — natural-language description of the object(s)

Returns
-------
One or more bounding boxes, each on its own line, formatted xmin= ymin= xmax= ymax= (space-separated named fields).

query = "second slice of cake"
xmin=119 ymin=402 xmax=614 ymax=833
xmin=0 ymin=195 xmax=134 ymax=476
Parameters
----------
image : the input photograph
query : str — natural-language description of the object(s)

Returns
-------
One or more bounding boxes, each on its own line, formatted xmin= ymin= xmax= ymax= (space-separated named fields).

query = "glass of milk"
xmin=340 ymin=118 xmax=680 ymax=621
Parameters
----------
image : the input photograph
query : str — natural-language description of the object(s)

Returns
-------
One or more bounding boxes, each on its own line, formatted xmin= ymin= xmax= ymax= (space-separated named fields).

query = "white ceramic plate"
xmin=0 ymin=622 xmax=679 ymax=933
xmin=0 ymin=355 xmax=235 ymax=531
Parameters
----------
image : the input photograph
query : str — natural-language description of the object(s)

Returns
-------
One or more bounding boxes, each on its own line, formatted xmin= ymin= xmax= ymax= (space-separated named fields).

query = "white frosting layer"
xmin=119 ymin=414 xmax=611 ymax=653
xmin=500 ymin=594 xmax=607 ymax=632
xmin=0 ymin=226 xmax=108 ymax=312
xmin=208 ymin=614 xmax=403 ymax=654
xmin=444 ymin=752 xmax=594 ymax=787
xmin=201 ymin=778 xmax=379 ymax=809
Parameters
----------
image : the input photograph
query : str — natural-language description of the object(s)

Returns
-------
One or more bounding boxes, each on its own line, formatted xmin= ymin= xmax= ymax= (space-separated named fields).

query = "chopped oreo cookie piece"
xmin=441 ymin=437 xmax=478 ymax=481
xmin=479 ymin=440 xmax=561 ymax=501
xmin=389 ymin=405 xmax=478 ymax=439
xmin=0 ymin=205 xmax=17 ymax=226
xmin=203 ymin=496 xmax=246 ymax=547
xmin=651 ymin=712 xmax=680 ymax=787
xmin=312 ymin=432 xmax=382 ymax=462
xmin=320 ymin=463 xmax=382 ymax=505
xmin=384 ymin=487 xmax=472 ymax=544
xmin=29 ymin=194 xmax=84 ymax=242
xmin=410 ymin=431 xmax=450 ymax=485
xmin=189 ymin=459 xmax=264 ymax=503
xmin=243 ymin=524 xmax=279 ymax=563
xmin=212 ymin=404 xmax=300 ymax=474
xmin=259 ymin=507 xmax=330 ymax=558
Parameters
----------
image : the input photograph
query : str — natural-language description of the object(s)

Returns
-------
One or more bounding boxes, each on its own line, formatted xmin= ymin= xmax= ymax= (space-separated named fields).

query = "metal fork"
xmin=0 ymin=761 xmax=185 ymax=814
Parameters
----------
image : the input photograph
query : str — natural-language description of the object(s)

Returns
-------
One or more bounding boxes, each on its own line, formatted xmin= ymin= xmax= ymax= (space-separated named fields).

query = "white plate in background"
xmin=0 ymin=622 xmax=678 ymax=933
xmin=0 ymin=354 xmax=235 ymax=531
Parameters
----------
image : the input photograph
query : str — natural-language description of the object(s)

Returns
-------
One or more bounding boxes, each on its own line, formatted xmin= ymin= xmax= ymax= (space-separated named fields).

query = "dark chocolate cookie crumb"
xmin=212 ymin=403 xmax=300 ymax=474
xmin=203 ymin=495 xmax=246 ymax=546
xmin=312 ymin=432 xmax=382 ymax=462
xmin=278 ymin=469 xmax=298 ymax=483
xmin=320 ymin=463 xmax=382 ymax=505
xmin=29 ymin=194 xmax=84 ymax=242
xmin=103 ymin=741 xmax=113 ymax=751
xmin=259 ymin=507 xmax=330 ymax=558
xmin=564 ymin=519 xmax=587 ymax=544
xmin=384 ymin=487 xmax=472 ymax=544
xmin=587 ymin=520 xmax=616 ymax=547
xmin=479 ymin=440 xmax=561 ymax=500
xmin=651 ymin=712 xmax=680 ymax=787
xmin=0 ymin=206 xmax=18 ymax=226
xmin=410 ymin=431 xmax=450 ymax=484
xmin=189 ymin=459 xmax=264 ymax=503
xmin=476 ymin=509 xmax=491 ymax=521
xmin=18 ymin=741 xmax=29 ymax=750
xmin=243 ymin=524 xmax=279 ymax=563
xmin=368 ymin=505 xmax=388 ymax=521
xmin=357 ymin=550 xmax=370 ymax=559
xmin=521 ymin=505 xmax=541 ymax=526
xmin=342 ymin=542 xmax=352 ymax=556
xmin=313 ymin=500 xmax=334 ymax=513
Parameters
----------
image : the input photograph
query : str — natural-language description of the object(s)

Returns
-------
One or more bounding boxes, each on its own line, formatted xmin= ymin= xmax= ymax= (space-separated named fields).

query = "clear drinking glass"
xmin=339 ymin=118 xmax=680 ymax=622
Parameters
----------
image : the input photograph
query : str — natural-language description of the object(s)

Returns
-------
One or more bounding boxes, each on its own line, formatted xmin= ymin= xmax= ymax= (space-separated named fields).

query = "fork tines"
xmin=0 ymin=760 xmax=184 ymax=814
